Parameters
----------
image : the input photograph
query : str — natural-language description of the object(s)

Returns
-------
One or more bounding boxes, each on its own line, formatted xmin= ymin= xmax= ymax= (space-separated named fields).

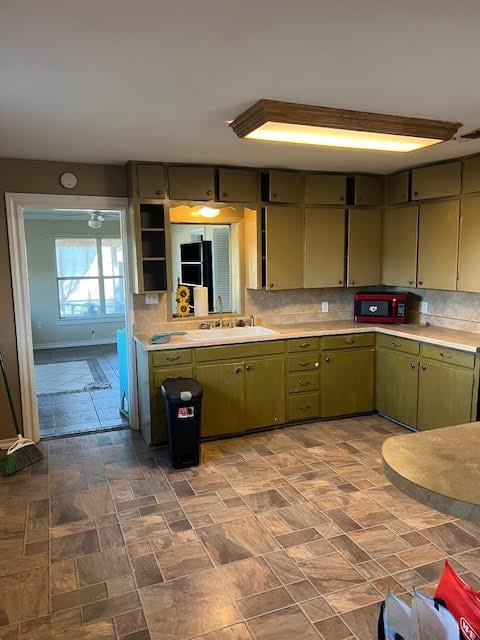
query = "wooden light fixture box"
xmin=230 ymin=99 xmax=462 ymax=152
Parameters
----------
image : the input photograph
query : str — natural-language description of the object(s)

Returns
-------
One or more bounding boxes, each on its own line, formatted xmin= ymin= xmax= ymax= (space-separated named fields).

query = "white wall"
xmin=25 ymin=218 xmax=125 ymax=348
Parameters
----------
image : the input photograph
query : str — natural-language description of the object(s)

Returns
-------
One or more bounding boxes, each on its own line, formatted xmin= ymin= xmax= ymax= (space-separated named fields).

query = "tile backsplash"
xmin=133 ymin=287 xmax=480 ymax=336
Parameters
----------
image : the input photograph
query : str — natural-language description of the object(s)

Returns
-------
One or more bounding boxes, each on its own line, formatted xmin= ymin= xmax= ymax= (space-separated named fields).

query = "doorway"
xmin=6 ymin=194 xmax=136 ymax=441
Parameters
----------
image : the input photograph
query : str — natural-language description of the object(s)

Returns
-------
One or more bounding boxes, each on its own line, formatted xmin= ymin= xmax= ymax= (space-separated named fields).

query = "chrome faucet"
xmin=216 ymin=295 xmax=224 ymax=327
xmin=249 ymin=314 xmax=255 ymax=327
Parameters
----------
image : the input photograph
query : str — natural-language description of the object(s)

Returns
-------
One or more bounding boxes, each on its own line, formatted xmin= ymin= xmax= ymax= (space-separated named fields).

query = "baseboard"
xmin=33 ymin=339 xmax=117 ymax=350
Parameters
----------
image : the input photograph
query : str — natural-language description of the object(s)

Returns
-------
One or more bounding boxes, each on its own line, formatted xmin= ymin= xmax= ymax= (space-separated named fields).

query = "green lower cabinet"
xmin=288 ymin=393 xmax=320 ymax=421
xmin=195 ymin=362 xmax=245 ymax=437
xmin=376 ymin=349 xmax=418 ymax=427
xmin=150 ymin=365 xmax=194 ymax=445
xmin=417 ymin=360 xmax=474 ymax=430
xmin=244 ymin=356 xmax=286 ymax=430
xmin=322 ymin=348 xmax=374 ymax=417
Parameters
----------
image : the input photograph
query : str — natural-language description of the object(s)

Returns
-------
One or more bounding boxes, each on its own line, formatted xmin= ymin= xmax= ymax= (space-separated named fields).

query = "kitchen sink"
xmin=185 ymin=326 xmax=278 ymax=340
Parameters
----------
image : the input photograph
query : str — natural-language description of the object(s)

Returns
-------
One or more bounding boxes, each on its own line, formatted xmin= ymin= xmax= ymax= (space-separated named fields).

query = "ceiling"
xmin=2 ymin=0 xmax=480 ymax=174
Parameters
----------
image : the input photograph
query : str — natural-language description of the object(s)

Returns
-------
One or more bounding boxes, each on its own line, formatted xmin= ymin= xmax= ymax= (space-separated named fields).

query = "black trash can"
xmin=161 ymin=378 xmax=203 ymax=469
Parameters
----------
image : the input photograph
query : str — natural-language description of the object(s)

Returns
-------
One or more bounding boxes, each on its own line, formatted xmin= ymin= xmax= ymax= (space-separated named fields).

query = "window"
xmin=55 ymin=237 xmax=124 ymax=319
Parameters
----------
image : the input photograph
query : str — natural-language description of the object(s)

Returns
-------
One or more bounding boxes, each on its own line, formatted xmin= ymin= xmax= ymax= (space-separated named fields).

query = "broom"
xmin=0 ymin=352 xmax=42 ymax=475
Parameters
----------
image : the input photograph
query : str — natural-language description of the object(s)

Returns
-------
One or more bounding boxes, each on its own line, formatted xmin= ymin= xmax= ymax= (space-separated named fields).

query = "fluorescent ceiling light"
xmin=230 ymin=100 xmax=462 ymax=153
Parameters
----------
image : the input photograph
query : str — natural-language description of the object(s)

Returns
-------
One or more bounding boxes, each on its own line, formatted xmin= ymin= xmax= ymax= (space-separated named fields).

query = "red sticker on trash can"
xmin=178 ymin=407 xmax=194 ymax=419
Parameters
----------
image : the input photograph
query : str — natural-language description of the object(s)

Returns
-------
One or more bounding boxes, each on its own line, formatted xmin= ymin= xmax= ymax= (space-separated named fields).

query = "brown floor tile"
xmin=50 ymin=528 xmax=99 ymax=562
xmin=275 ymin=528 xmax=322 ymax=548
xmin=348 ymin=526 xmax=411 ymax=559
xmin=0 ymin=567 xmax=49 ymax=625
xmin=341 ymin=602 xmax=381 ymax=640
xmin=114 ymin=609 xmax=147 ymax=637
xmin=300 ymin=597 xmax=335 ymax=623
xmin=315 ymin=616 xmax=352 ymax=639
xmin=198 ymin=518 xmax=278 ymax=565
xmin=52 ymin=582 xmax=107 ymax=612
xmin=330 ymin=534 xmax=370 ymax=564
xmin=194 ymin=623 xmax=253 ymax=639
xmin=396 ymin=543 xmax=445 ymax=568
xmin=299 ymin=553 xmax=364 ymax=595
xmin=107 ymin=575 xmax=136 ymax=597
xmin=325 ymin=509 xmax=361 ymax=532
xmin=422 ymin=522 xmax=480 ymax=555
xmin=325 ymin=582 xmax=382 ymax=614
xmin=276 ymin=503 xmax=327 ymax=530
xmin=121 ymin=514 xmax=170 ymax=545
xmin=54 ymin=620 xmax=116 ymax=639
xmin=76 ymin=547 xmax=131 ymax=587
xmin=50 ymin=487 xmax=114 ymax=526
xmin=50 ymin=559 xmax=77 ymax=595
xmin=131 ymin=554 xmax=163 ymax=588
xmin=242 ymin=489 xmax=289 ymax=514
xmin=155 ymin=540 xmax=211 ymax=580
xmin=237 ymin=586 xmax=294 ymax=619
xmin=247 ymin=605 xmax=318 ymax=639
xmin=82 ymin=592 xmax=141 ymax=624
xmin=263 ymin=550 xmax=305 ymax=585
xmin=220 ymin=557 xmax=280 ymax=599
xmin=285 ymin=579 xmax=318 ymax=602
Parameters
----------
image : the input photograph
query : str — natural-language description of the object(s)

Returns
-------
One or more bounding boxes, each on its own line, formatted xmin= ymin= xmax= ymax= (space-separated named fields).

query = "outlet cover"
xmin=321 ymin=301 xmax=329 ymax=313
xmin=37 ymin=320 xmax=43 ymax=329
xmin=420 ymin=301 xmax=429 ymax=314
xmin=145 ymin=293 xmax=159 ymax=305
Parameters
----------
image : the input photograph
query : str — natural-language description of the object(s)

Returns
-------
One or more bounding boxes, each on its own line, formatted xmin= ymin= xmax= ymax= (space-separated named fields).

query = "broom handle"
xmin=0 ymin=353 xmax=22 ymax=436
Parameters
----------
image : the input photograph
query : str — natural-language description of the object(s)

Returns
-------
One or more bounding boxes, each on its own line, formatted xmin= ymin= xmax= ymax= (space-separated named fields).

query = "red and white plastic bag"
xmin=436 ymin=560 xmax=480 ymax=640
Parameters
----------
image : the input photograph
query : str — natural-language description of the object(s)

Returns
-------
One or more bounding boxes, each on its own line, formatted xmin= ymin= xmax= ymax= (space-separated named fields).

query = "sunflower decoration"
xmin=175 ymin=281 xmax=191 ymax=317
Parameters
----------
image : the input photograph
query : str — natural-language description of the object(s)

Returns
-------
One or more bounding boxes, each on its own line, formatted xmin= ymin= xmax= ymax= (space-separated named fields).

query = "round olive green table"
xmin=382 ymin=422 xmax=480 ymax=523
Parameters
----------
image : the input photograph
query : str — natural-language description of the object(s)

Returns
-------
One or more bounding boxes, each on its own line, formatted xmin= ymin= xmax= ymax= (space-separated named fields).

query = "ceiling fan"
xmin=88 ymin=211 xmax=105 ymax=229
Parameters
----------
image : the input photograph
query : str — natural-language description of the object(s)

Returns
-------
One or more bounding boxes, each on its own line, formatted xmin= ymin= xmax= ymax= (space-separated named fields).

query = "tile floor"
xmin=34 ymin=345 xmax=128 ymax=437
xmin=2 ymin=415 xmax=480 ymax=639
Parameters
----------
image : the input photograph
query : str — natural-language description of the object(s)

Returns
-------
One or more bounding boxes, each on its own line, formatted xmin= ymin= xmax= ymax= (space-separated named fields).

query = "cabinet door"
xmin=244 ymin=356 xmax=286 ymax=430
xmin=269 ymin=170 xmax=304 ymax=203
xmin=417 ymin=200 xmax=459 ymax=290
xmin=218 ymin=168 xmax=259 ymax=202
xmin=386 ymin=171 xmax=409 ymax=205
xmin=355 ymin=175 xmax=384 ymax=205
xmin=322 ymin=348 xmax=374 ymax=417
xmin=463 ymin=156 xmax=480 ymax=194
xmin=305 ymin=174 xmax=346 ymax=205
xmin=168 ymin=166 xmax=215 ymax=201
xmin=150 ymin=365 xmax=194 ymax=445
xmin=347 ymin=208 xmax=382 ymax=286
xmin=412 ymin=162 xmax=461 ymax=200
xmin=382 ymin=205 xmax=418 ymax=287
xmin=195 ymin=362 xmax=245 ymax=437
xmin=417 ymin=361 xmax=474 ymax=430
xmin=376 ymin=350 xmax=418 ymax=427
xmin=137 ymin=164 xmax=166 ymax=199
xmin=304 ymin=208 xmax=346 ymax=288
xmin=265 ymin=206 xmax=303 ymax=290
xmin=457 ymin=195 xmax=480 ymax=293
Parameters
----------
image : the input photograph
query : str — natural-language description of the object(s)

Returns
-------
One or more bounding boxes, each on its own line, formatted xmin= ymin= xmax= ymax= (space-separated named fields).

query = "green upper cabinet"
xmin=168 ymin=165 xmax=215 ymax=201
xmin=322 ymin=348 xmax=374 ymax=417
xmin=218 ymin=168 xmax=259 ymax=202
xmin=386 ymin=171 xmax=409 ymax=205
xmin=458 ymin=195 xmax=480 ymax=293
xmin=355 ymin=175 xmax=384 ymax=205
xmin=195 ymin=361 xmax=245 ymax=437
xmin=269 ymin=169 xmax=304 ymax=203
xmin=376 ymin=348 xmax=418 ymax=427
xmin=137 ymin=163 xmax=166 ymax=199
xmin=347 ymin=208 xmax=382 ymax=287
xmin=305 ymin=173 xmax=346 ymax=205
xmin=265 ymin=206 xmax=303 ymax=290
xmin=304 ymin=208 xmax=346 ymax=288
xmin=411 ymin=161 xmax=461 ymax=200
xmin=463 ymin=156 xmax=480 ymax=194
xmin=381 ymin=205 xmax=418 ymax=287
xmin=417 ymin=360 xmax=474 ymax=430
xmin=244 ymin=356 xmax=285 ymax=430
xmin=417 ymin=200 xmax=459 ymax=290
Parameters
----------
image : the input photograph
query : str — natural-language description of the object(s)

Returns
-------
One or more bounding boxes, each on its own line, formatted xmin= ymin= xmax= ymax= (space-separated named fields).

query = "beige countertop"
xmin=382 ymin=422 xmax=480 ymax=523
xmin=135 ymin=320 xmax=480 ymax=353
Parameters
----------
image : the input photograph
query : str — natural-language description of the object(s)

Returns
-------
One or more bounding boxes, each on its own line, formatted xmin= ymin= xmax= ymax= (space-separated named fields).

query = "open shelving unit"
xmin=138 ymin=203 xmax=167 ymax=292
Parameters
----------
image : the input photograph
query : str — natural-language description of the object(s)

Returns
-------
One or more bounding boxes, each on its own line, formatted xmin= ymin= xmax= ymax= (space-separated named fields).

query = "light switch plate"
xmin=321 ymin=301 xmax=329 ymax=313
xmin=420 ymin=301 xmax=429 ymax=314
xmin=145 ymin=293 xmax=159 ymax=305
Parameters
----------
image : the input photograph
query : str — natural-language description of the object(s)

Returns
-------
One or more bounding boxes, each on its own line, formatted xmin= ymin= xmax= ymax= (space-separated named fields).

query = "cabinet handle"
xmin=351 ymin=280 xmax=356 ymax=285
xmin=392 ymin=341 xmax=402 ymax=347
xmin=234 ymin=366 xmax=243 ymax=374
xmin=222 ymin=192 xmax=228 ymax=198
xmin=299 ymin=404 xmax=312 ymax=411
xmin=155 ymin=189 xmax=164 ymax=196
xmin=274 ymin=417 xmax=279 ymax=422
xmin=206 ymin=190 xmax=212 ymax=197
xmin=325 ymin=357 xmax=330 ymax=363
xmin=300 ymin=342 xmax=310 ymax=348
xmin=298 ymin=361 xmax=311 ymax=367
xmin=269 ymin=283 xmax=274 ymax=289
xmin=414 ymin=191 xmax=419 ymax=196
xmin=418 ymin=280 xmax=424 ymax=286
xmin=245 ymin=364 xmax=253 ymax=371
xmin=315 ymin=362 xmax=320 ymax=368
xmin=344 ymin=337 xmax=355 ymax=345
xmin=440 ymin=352 xmax=453 ymax=360
xmin=272 ymin=192 xmax=278 ymax=198
xmin=338 ymin=280 xmax=343 ymax=285
xmin=298 ymin=380 xmax=311 ymax=387
xmin=410 ymin=362 xmax=416 ymax=369
xmin=408 ymin=280 xmax=414 ymax=285
xmin=421 ymin=364 xmax=427 ymax=370
xmin=339 ymin=196 xmax=345 ymax=201
xmin=166 ymin=355 xmax=181 ymax=361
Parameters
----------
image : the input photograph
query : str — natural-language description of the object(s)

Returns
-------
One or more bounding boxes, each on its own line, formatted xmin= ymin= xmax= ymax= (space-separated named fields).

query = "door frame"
xmin=5 ymin=192 xmax=138 ymax=441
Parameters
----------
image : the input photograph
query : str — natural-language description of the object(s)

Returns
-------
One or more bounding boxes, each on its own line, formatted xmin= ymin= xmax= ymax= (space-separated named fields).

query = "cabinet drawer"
xmin=322 ymin=333 xmax=374 ymax=350
xmin=305 ymin=173 xmax=346 ymax=205
xmin=287 ymin=337 xmax=319 ymax=353
xmin=288 ymin=393 xmax=320 ymax=421
xmin=376 ymin=334 xmax=420 ymax=355
xmin=412 ymin=162 xmax=461 ymax=200
xmin=218 ymin=168 xmax=258 ymax=202
xmin=151 ymin=349 xmax=192 ymax=368
xmin=195 ymin=340 xmax=285 ymax=363
xmin=420 ymin=343 xmax=475 ymax=369
xmin=287 ymin=353 xmax=319 ymax=372
xmin=288 ymin=371 xmax=319 ymax=394
xmin=153 ymin=365 xmax=194 ymax=389
xmin=137 ymin=164 xmax=166 ymax=199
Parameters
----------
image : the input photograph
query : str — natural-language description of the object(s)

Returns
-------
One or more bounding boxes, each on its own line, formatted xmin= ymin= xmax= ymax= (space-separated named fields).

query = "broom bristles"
xmin=0 ymin=442 xmax=43 ymax=476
